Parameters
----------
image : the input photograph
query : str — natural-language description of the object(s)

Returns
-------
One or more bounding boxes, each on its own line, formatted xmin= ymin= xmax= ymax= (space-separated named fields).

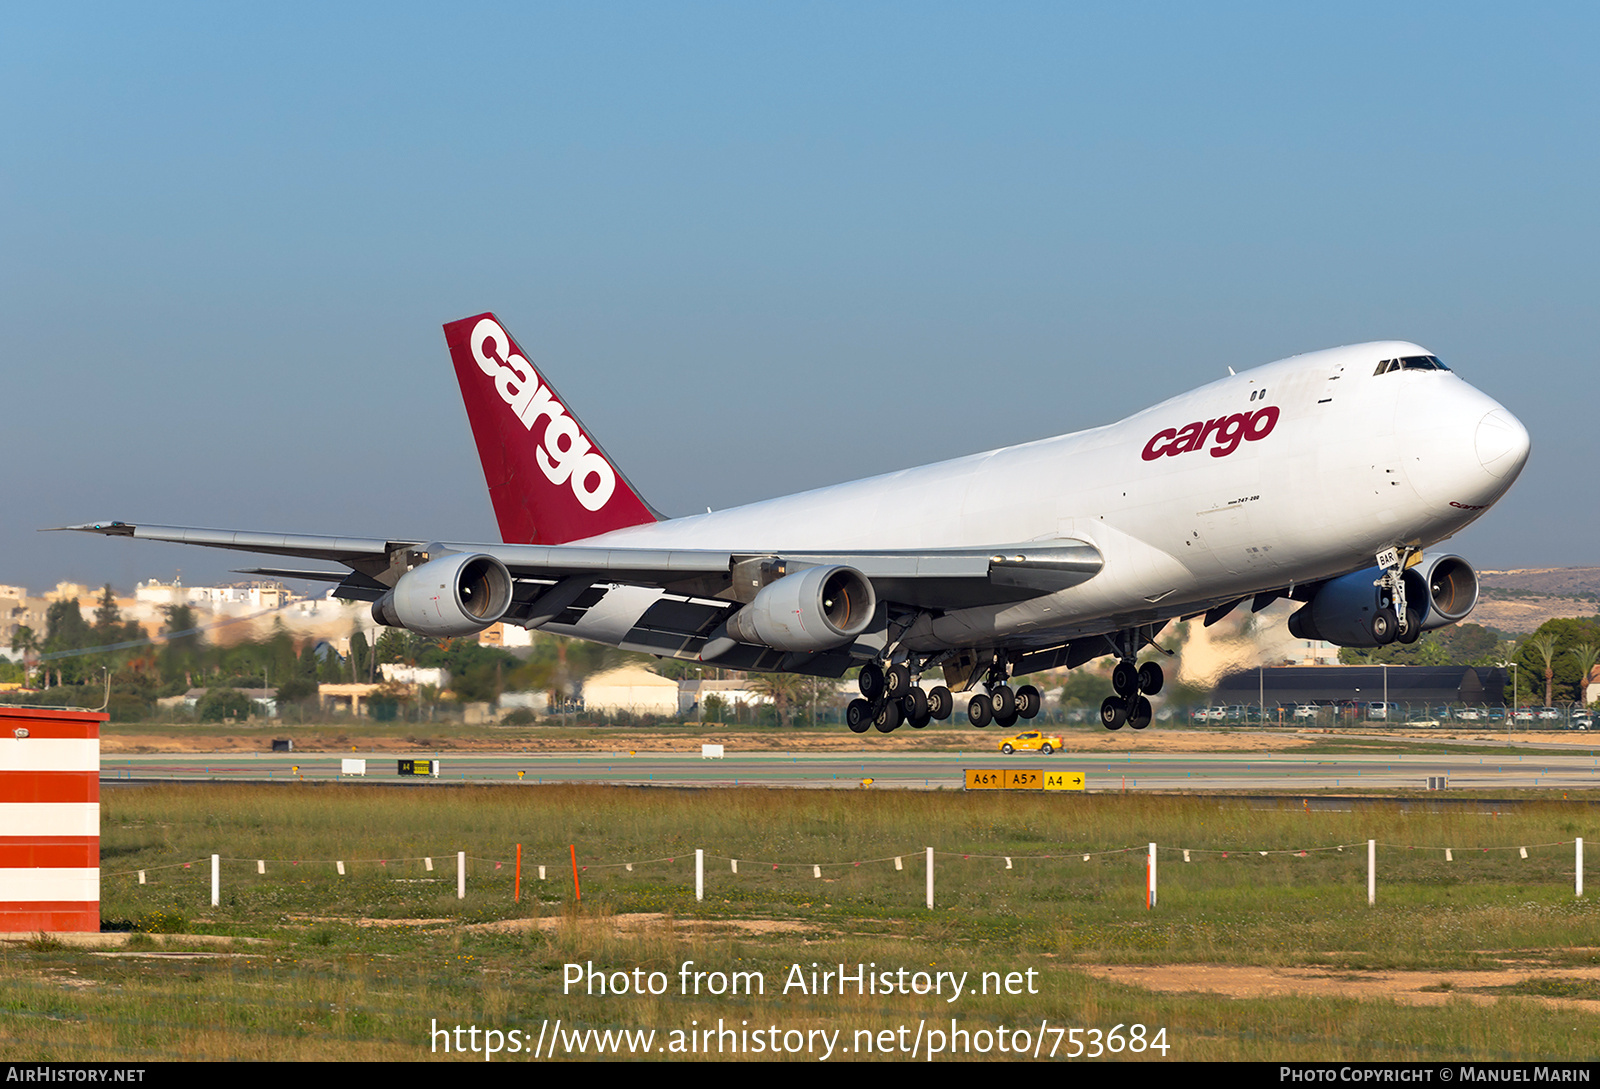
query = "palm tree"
xmin=748 ymin=672 xmax=808 ymax=726
xmin=1525 ymin=633 xmax=1559 ymax=709
xmin=1569 ymin=642 xmax=1599 ymax=710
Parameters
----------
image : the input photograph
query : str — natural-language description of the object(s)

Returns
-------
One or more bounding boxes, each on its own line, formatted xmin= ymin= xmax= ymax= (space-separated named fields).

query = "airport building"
xmin=1211 ymin=665 xmax=1509 ymax=709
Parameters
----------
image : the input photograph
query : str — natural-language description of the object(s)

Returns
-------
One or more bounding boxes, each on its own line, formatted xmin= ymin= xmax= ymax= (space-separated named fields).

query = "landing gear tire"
xmin=928 ymin=686 xmax=954 ymax=721
xmin=1372 ymin=607 xmax=1399 ymax=646
xmin=967 ymin=694 xmax=994 ymax=728
xmin=885 ymin=663 xmax=912 ymax=696
xmin=1128 ymin=695 xmax=1153 ymax=730
xmin=874 ymin=699 xmax=903 ymax=733
xmin=846 ymin=699 xmax=873 ymax=733
xmin=1137 ymin=661 xmax=1164 ymax=696
xmin=1398 ymin=607 xmax=1422 ymax=645
xmin=1015 ymin=684 xmax=1042 ymax=719
xmin=994 ymin=710 xmax=1018 ymax=729
xmin=901 ymin=687 xmax=929 ymax=727
xmin=991 ymin=685 xmax=1016 ymax=719
xmin=858 ymin=664 xmax=886 ymax=701
xmin=1100 ymin=696 xmax=1127 ymax=731
xmin=1112 ymin=661 xmax=1139 ymax=698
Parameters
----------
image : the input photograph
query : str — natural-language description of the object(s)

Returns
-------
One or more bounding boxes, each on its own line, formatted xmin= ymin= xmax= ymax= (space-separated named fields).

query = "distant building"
xmin=1212 ymin=665 xmax=1508 ymax=708
xmin=1286 ymin=639 xmax=1341 ymax=666
xmin=378 ymin=664 xmax=450 ymax=689
xmin=478 ymin=622 xmax=533 ymax=649
xmin=0 ymin=586 xmax=47 ymax=652
xmin=135 ymin=578 xmax=294 ymax=612
xmin=679 ymin=677 xmax=769 ymax=718
xmin=581 ymin=666 xmax=681 ymax=715
xmin=45 ymin=582 xmax=89 ymax=603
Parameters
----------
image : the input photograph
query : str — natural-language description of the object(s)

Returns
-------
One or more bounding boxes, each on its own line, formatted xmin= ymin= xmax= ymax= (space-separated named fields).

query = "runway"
xmin=101 ymin=747 xmax=1600 ymax=792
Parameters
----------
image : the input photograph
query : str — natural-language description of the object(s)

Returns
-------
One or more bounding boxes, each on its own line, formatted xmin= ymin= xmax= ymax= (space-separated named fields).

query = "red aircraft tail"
xmin=443 ymin=313 xmax=660 ymax=545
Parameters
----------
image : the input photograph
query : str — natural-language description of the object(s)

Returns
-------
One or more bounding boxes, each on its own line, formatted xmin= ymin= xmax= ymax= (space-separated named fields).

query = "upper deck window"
xmin=1373 ymin=355 xmax=1450 ymax=375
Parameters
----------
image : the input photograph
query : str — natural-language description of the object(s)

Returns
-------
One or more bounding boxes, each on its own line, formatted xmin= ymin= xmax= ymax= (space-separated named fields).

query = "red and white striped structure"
xmin=0 ymin=707 xmax=104 ymax=933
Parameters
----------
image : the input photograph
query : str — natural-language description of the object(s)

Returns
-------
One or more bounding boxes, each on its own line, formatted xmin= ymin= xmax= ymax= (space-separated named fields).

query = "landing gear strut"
xmin=963 ymin=655 xmax=1042 ymax=730
xmin=850 ymin=660 xmax=953 ymax=733
xmin=1375 ymin=545 xmax=1423 ymax=646
xmin=1100 ymin=629 xmax=1164 ymax=731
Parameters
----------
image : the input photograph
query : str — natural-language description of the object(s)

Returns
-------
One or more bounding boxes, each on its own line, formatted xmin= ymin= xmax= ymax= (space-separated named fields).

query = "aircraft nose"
xmin=1475 ymin=408 xmax=1530 ymax=480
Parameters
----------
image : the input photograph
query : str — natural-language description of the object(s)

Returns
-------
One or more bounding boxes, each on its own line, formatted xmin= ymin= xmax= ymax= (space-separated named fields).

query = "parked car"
xmin=1293 ymin=704 xmax=1320 ymax=720
xmin=1366 ymin=702 xmax=1393 ymax=720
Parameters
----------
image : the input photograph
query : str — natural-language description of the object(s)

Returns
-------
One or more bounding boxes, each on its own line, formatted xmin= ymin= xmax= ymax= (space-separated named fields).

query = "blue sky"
xmin=3 ymin=3 xmax=1594 ymax=592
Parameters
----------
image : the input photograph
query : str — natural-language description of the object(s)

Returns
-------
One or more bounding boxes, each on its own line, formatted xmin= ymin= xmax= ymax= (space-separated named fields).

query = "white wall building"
xmin=581 ymin=666 xmax=681 ymax=715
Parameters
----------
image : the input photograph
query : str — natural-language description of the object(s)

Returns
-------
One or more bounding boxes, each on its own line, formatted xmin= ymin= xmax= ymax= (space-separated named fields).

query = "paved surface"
xmin=101 ymin=748 xmax=1600 ymax=792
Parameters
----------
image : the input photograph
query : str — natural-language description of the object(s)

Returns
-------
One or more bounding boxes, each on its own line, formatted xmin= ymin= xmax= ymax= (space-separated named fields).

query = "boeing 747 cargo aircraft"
xmin=66 ymin=312 xmax=1529 ymax=734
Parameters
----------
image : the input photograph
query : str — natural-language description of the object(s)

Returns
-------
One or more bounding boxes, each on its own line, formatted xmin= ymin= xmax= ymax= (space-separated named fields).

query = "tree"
xmin=1524 ymin=632 xmax=1559 ymax=708
xmin=10 ymin=625 xmax=39 ymax=686
xmin=1569 ymin=642 xmax=1599 ymax=709
xmin=197 ymin=688 xmax=252 ymax=722
xmin=93 ymin=584 xmax=121 ymax=634
xmin=349 ymin=630 xmax=370 ymax=683
xmin=1512 ymin=618 xmax=1600 ymax=705
xmin=748 ymin=672 xmax=808 ymax=726
xmin=160 ymin=604 xmax=204 ymax=687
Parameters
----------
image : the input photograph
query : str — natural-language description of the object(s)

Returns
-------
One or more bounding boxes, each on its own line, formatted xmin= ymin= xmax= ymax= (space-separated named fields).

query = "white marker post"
xmin=1368 ymin=840 xmax=1376 ymax=906
xmin=458 ymin=851 xmax=466 ymax=900
xmin=211 ymin=854 xmax=219 ymax=907
xmin=1577 ymin=838 xmax=1584 ymax=898
xmin=926 ymin=847 xmax=934 ymax=910
xmin=695 ymin=849 xmax=704 ymax=902
xmin=1147 ymin=843 xmax=1157 ymax=909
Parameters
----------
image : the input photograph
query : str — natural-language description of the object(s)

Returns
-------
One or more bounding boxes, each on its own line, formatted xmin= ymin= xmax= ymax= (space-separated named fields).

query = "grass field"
xmin=4 ymin=783 xmax=1598 ymax=1061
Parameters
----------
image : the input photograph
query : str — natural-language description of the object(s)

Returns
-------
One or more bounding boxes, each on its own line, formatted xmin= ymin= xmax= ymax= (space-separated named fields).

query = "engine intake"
xmin=372 ymin=552 xmax=514 ymax=637
xmin=724 ymin=565 xmax=876 ymax=653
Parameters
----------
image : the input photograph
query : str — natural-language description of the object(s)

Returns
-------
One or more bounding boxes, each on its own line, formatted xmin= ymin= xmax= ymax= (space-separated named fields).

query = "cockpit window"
xmin=1374 ymin=355 xmax=1450 ymax=375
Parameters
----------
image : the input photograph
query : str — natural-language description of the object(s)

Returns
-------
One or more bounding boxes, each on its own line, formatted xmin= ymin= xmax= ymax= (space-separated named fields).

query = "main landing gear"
xmin=961 ymin=658 xmax=1042 ymax=731
xmin=1099 ymin=629 xmax=1165 ymax=731
xmin=1100 ymin=659 xmax=1162 ymax=731
xmin=846 ymin=662 xmax=955 ymax=734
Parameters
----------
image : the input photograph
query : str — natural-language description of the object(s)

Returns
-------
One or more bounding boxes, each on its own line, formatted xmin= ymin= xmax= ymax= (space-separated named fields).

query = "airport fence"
xmin=100 ymin=833 xmax=1587 ymax=923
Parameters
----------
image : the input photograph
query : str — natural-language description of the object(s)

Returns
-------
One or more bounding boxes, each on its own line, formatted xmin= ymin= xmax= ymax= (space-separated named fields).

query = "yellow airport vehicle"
xmin=999 ymin=730 xmax=1063 ymax=755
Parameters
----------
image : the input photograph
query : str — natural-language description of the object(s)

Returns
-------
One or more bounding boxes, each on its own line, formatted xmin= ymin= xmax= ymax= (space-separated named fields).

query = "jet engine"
xmin=723 ymin=564 xmax=876 ymax=653
xmin=371 ymin=552 xmax=514 ymax=637
xmin=1287 ymin=552 xmax=1478 ymax=647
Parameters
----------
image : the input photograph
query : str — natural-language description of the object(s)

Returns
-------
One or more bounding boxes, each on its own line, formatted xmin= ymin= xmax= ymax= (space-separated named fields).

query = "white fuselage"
xmin=564 ymin=341 xmax=1528 ymax=653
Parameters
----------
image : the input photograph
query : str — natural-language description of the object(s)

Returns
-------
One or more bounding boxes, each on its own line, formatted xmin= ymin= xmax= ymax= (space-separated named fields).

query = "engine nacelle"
xmin=724 ymin=565 xmax=876 ymax=653
xmin=1407 ymin=553 xmax=1478 ymax=632
xmin=372 ymin=552 xmax=514 ymax=637
xmin=1287 ymin=552 xmax=1478 ymax=647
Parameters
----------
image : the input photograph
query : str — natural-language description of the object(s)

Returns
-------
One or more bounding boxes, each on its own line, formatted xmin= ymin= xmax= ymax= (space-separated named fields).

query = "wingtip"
xmin=44 ymin=521 xmax=136 ymax=536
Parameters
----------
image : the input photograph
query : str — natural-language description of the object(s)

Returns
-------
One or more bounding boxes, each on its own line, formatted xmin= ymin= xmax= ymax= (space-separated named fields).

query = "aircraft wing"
xmin=56 ymin=521 xmax=1105 ymax=614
